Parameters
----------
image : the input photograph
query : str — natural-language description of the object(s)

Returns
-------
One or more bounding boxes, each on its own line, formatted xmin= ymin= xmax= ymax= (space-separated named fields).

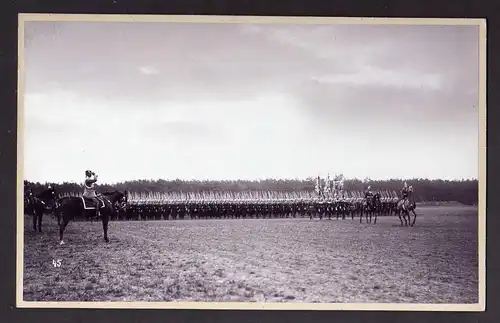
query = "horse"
xmin=101 ymin=191 xmax=128 ymax=221
xmin=361 ymin=193 xmax=381 ymax=224
xmin=56 ymin=190 xmax=128 ymax=245
xmin=396 ymin=198 xmax=417 ymax=226
xmin=26 ymin=187 xmax=57 ymax=232
xmin=25 ymin=187 xmax=58 ymax=232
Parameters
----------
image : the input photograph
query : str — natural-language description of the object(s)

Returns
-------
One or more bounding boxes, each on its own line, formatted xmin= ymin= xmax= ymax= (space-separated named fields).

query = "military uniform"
xmin=83 ymin=170 xmax=102 ymax=218
xmin=401 ymin=187 xmax=409 ymax=199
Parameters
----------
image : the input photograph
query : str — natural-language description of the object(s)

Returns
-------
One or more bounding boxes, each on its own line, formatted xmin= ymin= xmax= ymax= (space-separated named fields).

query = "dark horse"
xmin=24 ymin=188 xmax=34 ymax=215
xmin=361 ymin=193 xmax=382 ymax=224
xmin=25 ymin=187 xmax=58 ymax=232
xmin=56 ymin=190 xmax=127 ymax=245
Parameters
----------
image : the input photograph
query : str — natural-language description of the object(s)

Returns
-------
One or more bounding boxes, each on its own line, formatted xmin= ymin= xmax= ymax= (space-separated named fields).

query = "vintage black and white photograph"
xmin=18 ymin=15 xmax=485 ymax=309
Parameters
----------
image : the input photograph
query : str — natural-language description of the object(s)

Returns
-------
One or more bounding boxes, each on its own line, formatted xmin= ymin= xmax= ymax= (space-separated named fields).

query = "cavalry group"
xmin=23 ymin=171 xmax=418 ymax=245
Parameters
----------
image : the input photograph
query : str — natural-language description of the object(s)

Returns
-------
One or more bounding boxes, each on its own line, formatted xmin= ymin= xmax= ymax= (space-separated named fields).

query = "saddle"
xmin=81 ymin=196 xmax=105 ymax=210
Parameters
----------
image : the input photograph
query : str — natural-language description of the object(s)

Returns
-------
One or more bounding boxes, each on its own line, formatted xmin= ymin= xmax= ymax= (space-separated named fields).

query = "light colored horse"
xmin=396 ymin=188 xmax=417 ymax=226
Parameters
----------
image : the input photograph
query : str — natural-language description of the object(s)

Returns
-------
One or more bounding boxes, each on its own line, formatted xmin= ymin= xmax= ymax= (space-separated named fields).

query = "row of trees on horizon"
xmin=24 ymin=177 xmax=479 ymax=206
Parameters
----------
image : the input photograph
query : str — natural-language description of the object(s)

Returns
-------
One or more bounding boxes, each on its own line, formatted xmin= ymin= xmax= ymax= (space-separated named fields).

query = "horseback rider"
xmin=83 ymin=170 xmax=102 ymax=218
xmin=397 ymin=182 xmax=410 ymax=210
xmin=47 ymin=184 xmax=55 ymax=197
xmin=401 ymin=182 xmax=410 ymax=200
xmin=24 ymin=182 xmax=34 ymax=213
xmin=364 ymin=185 xmax=374 ymax=207
xmin=364 ymin=185 xmax=374 ymax=199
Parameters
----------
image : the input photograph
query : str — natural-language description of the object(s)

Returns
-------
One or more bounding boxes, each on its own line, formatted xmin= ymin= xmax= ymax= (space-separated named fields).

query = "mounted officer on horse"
xmin=24 ymin=183 xmax=58 ymax=232
xmin=397 ymin=182 xmax=411 ymax=211
xmin=363 ymin=185 xmax=374 ymax=209
xmin=55 ymin=170 xmax=128 ymax=245
xmin=362 ymin=185 xmax=381 ymax=223
xmin=396 ymin=182 xmax=417 ymax=226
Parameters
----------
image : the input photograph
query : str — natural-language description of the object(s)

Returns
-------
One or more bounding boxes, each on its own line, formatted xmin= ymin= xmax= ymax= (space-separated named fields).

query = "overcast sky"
xmin=22 ymin=20 xmax=480 ymax=184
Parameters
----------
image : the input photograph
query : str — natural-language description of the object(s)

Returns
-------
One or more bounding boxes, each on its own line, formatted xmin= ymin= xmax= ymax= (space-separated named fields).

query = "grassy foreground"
xmin=23 ymin=206 xmax=479 ymax=303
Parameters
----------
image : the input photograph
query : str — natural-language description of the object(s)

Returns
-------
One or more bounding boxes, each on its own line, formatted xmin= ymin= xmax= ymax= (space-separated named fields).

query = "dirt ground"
xmin=23 ymin=206 xmax=479 ymax=303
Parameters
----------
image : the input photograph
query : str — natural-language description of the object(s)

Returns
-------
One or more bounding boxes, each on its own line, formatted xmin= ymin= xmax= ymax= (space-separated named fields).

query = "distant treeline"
xmin=24 ymin=177 xmax=478 ymax=206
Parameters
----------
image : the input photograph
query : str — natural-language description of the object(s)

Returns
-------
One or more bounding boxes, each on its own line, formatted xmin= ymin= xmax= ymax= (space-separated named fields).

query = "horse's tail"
xmin=53 ymin=199 xmax=62 ymax=225
xmin=55 ymin=197 xmax=71 ymax=225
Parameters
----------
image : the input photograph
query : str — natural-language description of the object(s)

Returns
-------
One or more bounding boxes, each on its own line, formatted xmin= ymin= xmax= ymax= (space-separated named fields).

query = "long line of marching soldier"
xmin=57 ymin=174 xmax=410 ymax=222
xmin=116 ymin=194 xmax=400 ymax=221
xmin=105 ymin=196 xmax=402 ymax=222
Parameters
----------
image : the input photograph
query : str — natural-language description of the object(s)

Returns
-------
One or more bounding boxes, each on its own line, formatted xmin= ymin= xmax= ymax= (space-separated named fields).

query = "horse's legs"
xmin=38 ymin=212 xmax=44 ymax=232
xmin=411 ymin=210 xmax=417 ymax=226
xmin=374 ymin=210 xmax=378 ymax=224
xmin=59 ymin=215 xmax=70 ymax=245
xmin=32 ymin=209 xmax=37 ymax=231
xmin=102 ymin=214 xmax=109 ymax=243
xmin=398 ymin=210 xmax=404 ymax=226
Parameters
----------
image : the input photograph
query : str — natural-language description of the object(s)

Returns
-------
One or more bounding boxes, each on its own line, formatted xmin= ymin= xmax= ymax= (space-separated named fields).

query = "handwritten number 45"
xmin=52 ymin=259 xmax=62 ymax=268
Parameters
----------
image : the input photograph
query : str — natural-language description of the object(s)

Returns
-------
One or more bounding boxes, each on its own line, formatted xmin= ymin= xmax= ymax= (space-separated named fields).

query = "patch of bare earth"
xmin=23 ymin=206 xmax=479 ymax=303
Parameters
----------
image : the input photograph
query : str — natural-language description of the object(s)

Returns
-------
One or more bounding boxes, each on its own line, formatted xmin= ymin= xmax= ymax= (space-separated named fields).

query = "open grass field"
xmin=22 ymin=205 xmax=479 ymax=303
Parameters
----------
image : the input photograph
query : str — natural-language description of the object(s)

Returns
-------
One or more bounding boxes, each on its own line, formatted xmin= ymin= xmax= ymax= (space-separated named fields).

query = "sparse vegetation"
xmin=23 ymin=205 xmax=479 ymax=303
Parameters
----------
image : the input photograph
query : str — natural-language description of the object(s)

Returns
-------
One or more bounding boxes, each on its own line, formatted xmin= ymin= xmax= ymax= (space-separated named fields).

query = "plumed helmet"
xmin=367 ymin=186 xmax=371 ymax=190
xmin=404 ymin=182 xmax=408 ymax=188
